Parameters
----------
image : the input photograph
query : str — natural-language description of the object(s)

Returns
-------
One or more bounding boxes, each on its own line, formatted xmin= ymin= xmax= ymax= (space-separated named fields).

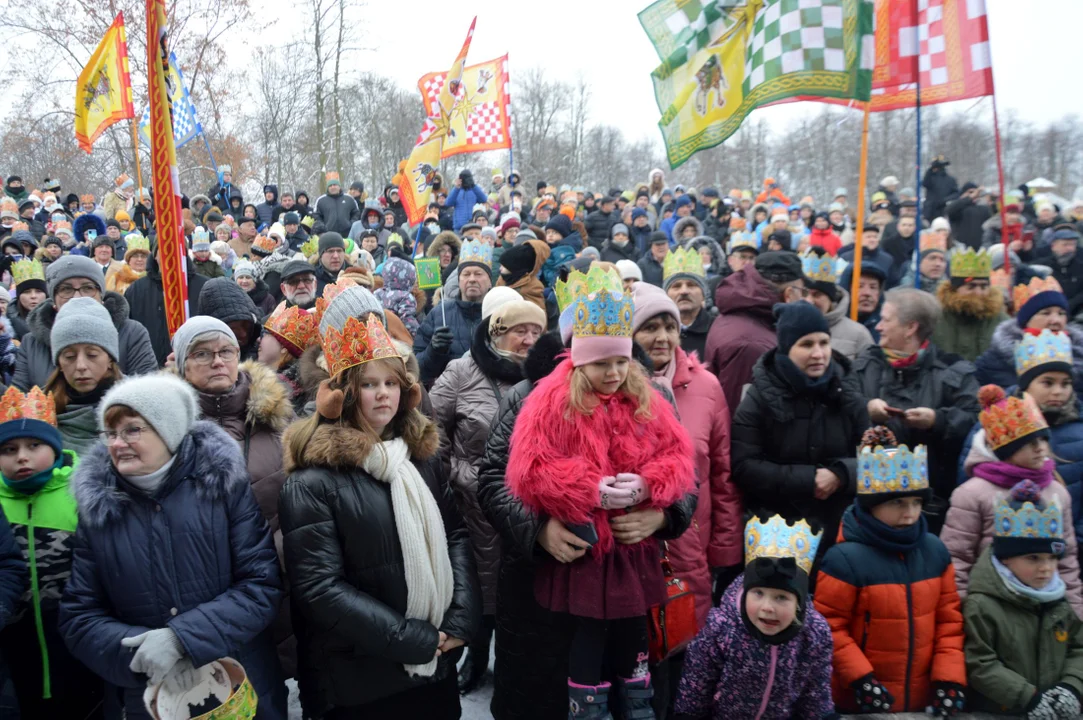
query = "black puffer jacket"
xmin=198 ymin=278 xmax=262 ymax=360
xmin=313 ymin=191 xmax=360 ymax=237
xmin=124 ymin=257 xmax=208 ymax=364
xmin=279 ymin=421 xmax=481 ymax=717
xmin=731 ymin=349 xmax=869 ymax=564
xmin=478 ymin=333 xmax=696 ymax=720
xmin=599 ymin=237 xmax=638 ymax=264
xmin=946 ymin=194 xmax=992 ymax=250
xmin=852 ymin=343 xmax=980 ymax=504
xmin=583 ymin=208 xmax=618 ymax=249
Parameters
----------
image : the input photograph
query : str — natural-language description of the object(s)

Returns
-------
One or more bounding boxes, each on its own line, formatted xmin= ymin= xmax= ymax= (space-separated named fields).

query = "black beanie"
xmin=774 ymin=302 xmax=829 ymax=354
xmin=544 ymin=215 xmax=572 ymax=240
xmin=498 ymin=242 xmax=537 ymax=279
xmin=318 ymin=232 xmax=345 ymax=256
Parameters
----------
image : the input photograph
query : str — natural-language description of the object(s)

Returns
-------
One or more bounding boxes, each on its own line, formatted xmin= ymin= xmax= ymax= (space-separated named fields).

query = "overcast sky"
xmin=303 ymin=0 xmax=1077 ymax=145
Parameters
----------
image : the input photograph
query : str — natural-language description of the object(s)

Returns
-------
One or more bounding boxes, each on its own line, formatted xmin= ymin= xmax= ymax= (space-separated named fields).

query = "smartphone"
xmin=566 ymin=521 xmax=598 ymax=548
xmin=86 ymin=229 xmax=97 ymax=241
xmin=885 ymin=406 xmax=905 ymax=417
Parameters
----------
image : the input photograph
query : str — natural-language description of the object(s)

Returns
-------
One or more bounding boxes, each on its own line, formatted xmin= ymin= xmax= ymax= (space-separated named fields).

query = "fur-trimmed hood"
xmin=985 ymin=318 xmax=1083 ymax=387
xmin=427 ymin=231 xmax=461 ymax=259
xmin=27 ymin=290 xmax=130 ymax=348
xmin=282 ymin=414 xmax=439 ymax=474
xmin=937 ymin=280 xmax=1005 ymax=320
xmin=673 ymin=215 xmax=704 ymax=241
xmin=72 ymin=420 xmax=248 ymax=528
xmin=239 ymin=360 xmax=294 ymax=432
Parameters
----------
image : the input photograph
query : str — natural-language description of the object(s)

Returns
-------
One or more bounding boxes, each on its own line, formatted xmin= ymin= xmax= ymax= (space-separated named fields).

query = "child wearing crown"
xmin=815 ymin=427 xmax=967 ymax=716
xmin=674 ymin=515 xmax=836 ymax=720
xmin=944 ymin=382 xmax=1083 ymax=618
xmin=506 ymin=267 xmax=695 ymax=718
xmin=963 ymin=479 xmax=1083 ymax=718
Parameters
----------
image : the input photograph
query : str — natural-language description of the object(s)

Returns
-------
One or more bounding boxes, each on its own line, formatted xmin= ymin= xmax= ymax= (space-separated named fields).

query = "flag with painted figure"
xmin=417 ymin=54 xmax=511 ymax=158
xmin=648 ymin=0 xmax=875 ymax=168
xmin=137 ymin=51 xmax=203 ymax=149
xmin=74 ymin=12 xmax=135 ymax=153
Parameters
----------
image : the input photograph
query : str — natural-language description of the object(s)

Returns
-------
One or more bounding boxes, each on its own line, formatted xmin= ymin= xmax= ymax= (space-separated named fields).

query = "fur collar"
xmin=28 ymin=291 xmax=130 ymax=347
xmin=470 ymin=321 xmax=525 ymax=386
xmin=937 ymin=281 xmax=1005 ymax=320
xmin=524 ymin=332 xmax=566 ymax=385
xmin=72 ymin=421 xmax=248 ymax=528
xmin=282 ymin=417 xmax=439 ymax=474
xmin=239 ymin=360 xmax=294 ymax=432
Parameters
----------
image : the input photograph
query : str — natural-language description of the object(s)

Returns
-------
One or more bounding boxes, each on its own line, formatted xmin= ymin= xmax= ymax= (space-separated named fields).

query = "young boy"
xmin=815 ymin=427 xmax=968 ymax=716
xmin=964 ymin=479 xmax=1083 ymax=717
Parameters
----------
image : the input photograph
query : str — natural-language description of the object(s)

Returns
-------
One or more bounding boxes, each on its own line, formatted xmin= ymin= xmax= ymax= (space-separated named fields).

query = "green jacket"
xmin=964 ymin=547 xmax=1083 ymax=713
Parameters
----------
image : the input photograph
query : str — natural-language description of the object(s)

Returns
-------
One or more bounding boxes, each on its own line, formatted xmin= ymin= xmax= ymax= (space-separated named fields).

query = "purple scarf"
xmin=972 ymin=458 xmax=1056 ymax=489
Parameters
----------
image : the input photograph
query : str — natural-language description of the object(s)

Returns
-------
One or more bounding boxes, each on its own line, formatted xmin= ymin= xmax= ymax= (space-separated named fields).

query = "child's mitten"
xmin=927 ymin=682 xmax=966 ymax=717
xmin=852 ymin=674 xmax=894 ymax=713
xmin=1025 ymin=684 xmax=1079 ymax=720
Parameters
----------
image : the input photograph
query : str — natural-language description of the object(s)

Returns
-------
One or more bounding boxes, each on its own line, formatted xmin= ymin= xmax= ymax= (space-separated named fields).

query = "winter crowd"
xmin=0 ymin=161 xmax=1080 ymax=720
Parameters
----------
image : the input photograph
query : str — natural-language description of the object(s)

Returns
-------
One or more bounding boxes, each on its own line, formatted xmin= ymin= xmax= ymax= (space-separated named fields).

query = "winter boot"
xmin=614 ymin=675 xmax=656 ymax=720
xmin=568 ymin=679 xmax=614 ymax=719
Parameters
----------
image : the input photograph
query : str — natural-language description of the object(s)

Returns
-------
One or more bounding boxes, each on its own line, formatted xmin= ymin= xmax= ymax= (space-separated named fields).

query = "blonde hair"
xmin=45 ymin=363 xmax=123 ymax=414
xmin=567 ymin=361 xmax=654 ymax=421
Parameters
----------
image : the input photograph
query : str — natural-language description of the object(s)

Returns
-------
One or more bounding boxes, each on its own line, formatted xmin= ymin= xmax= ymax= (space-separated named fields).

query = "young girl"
xmin=815 ymin=427 xmax=967 ymax=716
xmin=943 ymin=378 xmax=1083 ymax=617
xmin=963 ymin=480 xmax=1083 ymax=716
xmin=506 ymin=266 xmax=695 ymax=717
xmin=674 ymin=515 xmax=835 ymax=719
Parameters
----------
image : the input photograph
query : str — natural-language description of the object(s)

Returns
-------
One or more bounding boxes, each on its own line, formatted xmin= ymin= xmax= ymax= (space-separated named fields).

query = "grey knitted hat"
xmin=98 ymin=373 xmax=198 ymax=452
xmin=233 ymin=260 xmax=256 ymax=279
xmin=171 ymin=316 xmax=238 ymax=377
xmin=50 ymin=297 xmax=119 ymax=363
xmin=317 ymin=286 xmax=386 ymax=337
xmin=45 ymin=255 xmax=105 ymax=297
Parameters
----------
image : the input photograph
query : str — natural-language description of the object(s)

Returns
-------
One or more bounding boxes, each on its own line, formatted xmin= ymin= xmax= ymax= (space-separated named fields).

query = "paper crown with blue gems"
xmin=994 ymin=480 xmax=1063 ymax=549
xmin=801 ymin=252 xmax=837 ymax=284
xmin=744 ymin=515 xmax=821 ymax=575
xmin=458 ymin=238 xmax=493 ymax=269
xmin=1015 ymin=329 xmax=1073 ymax=379
xmin=858 ymin=443 xmax=929 ymax=496
xmin=559 ymin=266 xmax=634 ymax=340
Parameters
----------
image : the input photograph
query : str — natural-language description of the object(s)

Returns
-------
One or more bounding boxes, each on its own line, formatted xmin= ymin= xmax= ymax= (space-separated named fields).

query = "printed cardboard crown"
xmin=744 ymin=515 xmax=821 ymax=575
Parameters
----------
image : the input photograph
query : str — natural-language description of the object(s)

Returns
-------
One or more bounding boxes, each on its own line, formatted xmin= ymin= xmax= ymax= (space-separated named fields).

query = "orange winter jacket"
xmin=814 ymin=505 xmax=967 ymax=712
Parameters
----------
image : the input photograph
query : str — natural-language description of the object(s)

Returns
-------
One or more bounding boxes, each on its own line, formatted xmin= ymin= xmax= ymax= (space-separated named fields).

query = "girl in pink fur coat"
xmin=506 ymin=285 xmax=695 ymax=719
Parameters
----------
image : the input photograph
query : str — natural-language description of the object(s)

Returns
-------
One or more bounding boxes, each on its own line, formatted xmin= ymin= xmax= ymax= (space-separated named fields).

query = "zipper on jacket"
xmin=904 ymin=580 xmax=914 ymax=710
xmin=1036 ymin=605 xmax=1045 ymax=686
xmin=26 ymin=502 xmax=52 ymax=699
xmin=754 ymin=645 xmax=778 ymax=720
xmin=860 ymin=610 xmax=871 ymax=652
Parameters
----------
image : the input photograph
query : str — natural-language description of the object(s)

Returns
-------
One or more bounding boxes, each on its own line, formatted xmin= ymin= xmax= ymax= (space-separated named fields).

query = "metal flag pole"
xmin=129 ymin=118 xmax=145 ymax=200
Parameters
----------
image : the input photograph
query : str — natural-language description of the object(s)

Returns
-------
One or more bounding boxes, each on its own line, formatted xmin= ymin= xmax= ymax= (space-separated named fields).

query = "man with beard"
xmin=663 ymin=247 xmax=714 ymax=359
xmin=930 ymin=248 xmax=1007 ymax=361
xmin=279 ymin=261 xmax=318 ymax=310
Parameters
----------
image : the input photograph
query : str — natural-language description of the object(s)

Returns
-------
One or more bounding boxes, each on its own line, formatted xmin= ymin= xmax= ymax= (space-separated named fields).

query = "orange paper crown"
xmin=919 ymin=231 xmax=947 ymax=252
xmin=1013 ymin=276 xmax=1064 ymax=314
xmin=79 ymin=194 xmax=95 ymax=204
xmin=264 ymin=303 xmax=318 ymax=357
xmin=319 ymin=314 xmax=401 ymax=378
xmin=0 ymin=387 xmax=57 ymax=427
xmin=252 ymin=234 xmax=279 ymax=255
xmin=979 ymin=385 xmax=1048 ymax=451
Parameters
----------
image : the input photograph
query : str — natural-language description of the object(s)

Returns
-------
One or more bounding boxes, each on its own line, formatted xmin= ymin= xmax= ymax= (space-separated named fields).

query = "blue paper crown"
xmin=744 ymin=515 xmax=822 ymax=575
xmin=858 ymin=444 xmax=929 ymax=496
xmin=802 ymin=253 xmax=837 ymax=283
xmin=1015 ymin=329 xmax=1073 ymax=377
xmin=994 ymin=496 xmax=1062 ymax=541
xmin=727 ymin=233 xmax=758 ymax=253
xmin=459 ymin=238 xmax=493 ymax=268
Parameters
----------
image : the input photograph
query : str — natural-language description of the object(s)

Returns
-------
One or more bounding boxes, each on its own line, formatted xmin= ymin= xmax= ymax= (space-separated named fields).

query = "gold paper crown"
xmin=801 ymin=252 xmax=837 ymax=284
xmin=570 ymin=268 xmax=634 ymax=340
xmin=1016 ymin=329 xmax=1073 ymax=378
xmin=858 ymin=444 xmax=929 ymax=495
xmin=744 ymin=515 xmax=821 ymax=575
xmin=252 ymin=234 xmax=278 ymax=255
xmin=319 ymin=314 xmax=401 ymax=378
xmin=555 ymin=265 xmax=619 ymax=312
xmin=459 ymin=238 xmax=493 ymax=268
xmin=950 ymin=247 xmax=992 ymax=279
xmin=1013 ymin=276 xmax=1064 ymax=313
xmin=0 ymin=386 xmax=57 ymax=427
xmin=11 ymin=258 xmax=45 ymax=287
xmin=727 ymin=233 xmax=757 ymax=254
xmin=125 ymin=233 xmax=150 ymax=255
xmin=264 ymin=303 xmax=318 ymax=356
xmin=662 ymin=247 xmax=705 ymax=283
xmin=980 ymin=387 xmax=1049 ymax=451
xmin=919 ymin=231 xmax=947 ymax=252
xmin=300 ymin=236 xmax=319 ymax=259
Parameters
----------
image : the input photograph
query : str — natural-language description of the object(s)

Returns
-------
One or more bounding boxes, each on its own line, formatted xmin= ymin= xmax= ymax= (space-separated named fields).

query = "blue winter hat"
xmin=0 ymin=419 xmax=63 ymax=461
xmin=631 ymin=207 xmax=649 ymax=222
xmin=674 ymin=195 xmax=693 ymax=209
xmin=1016 ymin=287 xmax=1069 ymax=329
xmin=774 ymin=301 xmax=830 ymax=355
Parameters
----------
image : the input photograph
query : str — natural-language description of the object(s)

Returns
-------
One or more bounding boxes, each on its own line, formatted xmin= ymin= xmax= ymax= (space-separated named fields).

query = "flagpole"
xmin=200 ymin=131 xmax=219 ymax=174
xmin=129 ymin=119 xmax=145 ymax=200
xmin=849 ymin=102 xmax=871 ymax=322
xmin=987 ymin=8 xmax=1010 ymax=280
xmin=912 ymin=3 xmax=924 ymax=289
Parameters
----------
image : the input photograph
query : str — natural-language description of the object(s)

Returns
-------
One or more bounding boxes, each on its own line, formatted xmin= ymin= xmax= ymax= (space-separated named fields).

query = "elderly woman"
xmin=731 ymin=302 xmax=868 ymax=566
xmin=44 ymin=298 xmax=122 ymax=455
xmin=234 ymin=259 xmax=279 ymax=317
xmin=429 ymin=286 xmax=545 ymax=695
xmin=57 ymin=373 xmax=287 ymax=718
xmin=854 ymin=287 xmax=980 ymax=531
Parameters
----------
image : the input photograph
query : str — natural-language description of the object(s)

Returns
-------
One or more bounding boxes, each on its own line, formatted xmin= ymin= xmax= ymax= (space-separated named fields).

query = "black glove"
xmin=928 ymin=681 xmax=966 ymax=717
xmin=429 ymin=327 xmax=454 ymax=355
xmin=852 ymin=674 xmax=894 ymax=713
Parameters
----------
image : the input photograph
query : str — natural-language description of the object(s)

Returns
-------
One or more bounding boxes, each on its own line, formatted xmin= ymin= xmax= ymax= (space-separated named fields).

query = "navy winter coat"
xmin=412 ymin=299 xmax=483 ymax=385
xmin=445 ymin=186 xmax=487 ymax=232
xmin=0 ymin=510 xmax=25 ymax=629
xmin=58 ymin=422 xmax=287 ymax=719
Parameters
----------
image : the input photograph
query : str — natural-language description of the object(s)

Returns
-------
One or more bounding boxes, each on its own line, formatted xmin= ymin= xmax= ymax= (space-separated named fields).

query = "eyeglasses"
xmin=285 ymin=276 xmax=315 ymax=288
xmin=55 ymin=284 xmax=101 ymax=300
xmin=100 ymin=425 xmax=150 ymax=444
xmin=187 ymin=348 xmax=239 ymax=365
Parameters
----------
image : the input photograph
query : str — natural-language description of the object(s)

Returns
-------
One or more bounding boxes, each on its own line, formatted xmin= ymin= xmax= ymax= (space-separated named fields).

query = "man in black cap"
xmin=922 ymin=155 xmax=959 ymax=223
xmin=279 ymin=260 xmax=318 ymax=310
xmin=840 ymin=262 xmax=888 ymax=343
xmin=348 ymin=181 xmax=365 ymax=204
xmin=282 ymin=212 xmax=309 ymax=252
xmin=705 ymin=250 xmax=808 ymax=411
xmin=637 ymin=231 xmax=669 ymax=288
xmin=314 ymin=232 xmax=348 ymax=294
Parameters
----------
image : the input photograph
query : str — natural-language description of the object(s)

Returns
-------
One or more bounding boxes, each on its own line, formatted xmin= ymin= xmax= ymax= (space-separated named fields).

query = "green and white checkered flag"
xmin=639 ymin=0 xmax=743 ymax=70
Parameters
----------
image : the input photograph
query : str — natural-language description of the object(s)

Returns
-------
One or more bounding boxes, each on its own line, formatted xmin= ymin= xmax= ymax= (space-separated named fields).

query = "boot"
xmin=569 ymin=680 xmax=614 ymax=719
xmin=614 ymin=675 xmax=656 ymax=720
xmin=456 ymin=624 xmax=492 ymax=695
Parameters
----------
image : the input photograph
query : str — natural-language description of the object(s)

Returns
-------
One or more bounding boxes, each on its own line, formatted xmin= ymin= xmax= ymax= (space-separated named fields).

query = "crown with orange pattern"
xmin=264 ymin=303 xmax=318 ymax=358
xmin=1013 ymin=276 xmax=1067 ymax=327
xmin=79 ymin=194 xmax=95 ymax=204
xmin=319 ymin=312 xmax=400 ymax=378
xmin=978 ymin=384 xmax=1050 ymax=460
xmin=0 ymin=386 xmax=57 ymax=427
xmin=251 ymin=234 xmax=279 ymax=256
xmin=11 ymin=222 xmax=28 ymax=234
xmin=919 ymin=231 xmax=947 ymax=253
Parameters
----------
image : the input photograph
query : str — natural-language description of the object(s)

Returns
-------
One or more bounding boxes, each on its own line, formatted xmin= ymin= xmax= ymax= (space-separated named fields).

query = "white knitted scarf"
xmin=363 ymin=438 xmax=454 ymax=677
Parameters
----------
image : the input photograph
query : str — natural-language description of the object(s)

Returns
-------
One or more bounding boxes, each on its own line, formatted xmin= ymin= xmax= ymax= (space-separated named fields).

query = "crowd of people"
xmin=0 ymin=161 xmax=1081 ymax=720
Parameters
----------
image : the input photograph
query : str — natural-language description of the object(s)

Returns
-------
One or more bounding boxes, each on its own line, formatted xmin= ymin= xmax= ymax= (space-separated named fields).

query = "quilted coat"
xmin=57 ymin=422 xmax=287 ymax=719
xmin=814 ymin=506 xmax=967 ymax=713
xmin=430 ymin=321 xmax=524 ymax=615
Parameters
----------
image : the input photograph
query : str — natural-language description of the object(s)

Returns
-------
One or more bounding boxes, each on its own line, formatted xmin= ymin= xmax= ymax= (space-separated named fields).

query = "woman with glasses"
xmin=58 ymin=373 xmax=288 ymax=718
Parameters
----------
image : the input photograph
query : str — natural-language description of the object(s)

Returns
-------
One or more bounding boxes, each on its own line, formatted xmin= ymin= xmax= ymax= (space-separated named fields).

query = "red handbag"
xmin=648 ymin=543 xmax=698 ymax=663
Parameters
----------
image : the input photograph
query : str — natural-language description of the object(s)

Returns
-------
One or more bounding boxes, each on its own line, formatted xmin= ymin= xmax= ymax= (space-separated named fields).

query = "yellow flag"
xmin=418 ymin=54 xmax=511 ymax=159
xmin=74 ymin=12 xmax=134 ymax=153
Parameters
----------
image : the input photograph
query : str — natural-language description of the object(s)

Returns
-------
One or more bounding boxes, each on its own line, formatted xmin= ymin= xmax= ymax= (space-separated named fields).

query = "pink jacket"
xmin=941 ymin=429 xmax=1083 ymax=618
xmin=666 ymin=347 xmax=741 ymax=628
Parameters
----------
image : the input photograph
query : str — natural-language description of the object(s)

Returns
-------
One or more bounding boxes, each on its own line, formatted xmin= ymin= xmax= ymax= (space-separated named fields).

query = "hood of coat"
xmin=523 ymin=332 xmax=566 ymax=386
xmin=824 ymin=287 xmax=854 ymax=327
xmin=672 ymin=216 xmax=704 ymax=241
xmin=297 ymin=340 xmax=422 ymax=400
xmin=670 ymin=345 xmax=708 ymax=388
xmin=72 ymin=420 xmax=248 ymax=528
xmin=987 ymin=318 xmax=1083 ymax=383
xmin=687 ymin=235 xmax=726 ymax=276
xmin=427 ymin=231 xmax=462 ymax=259
xmin=470 ymin=320 xmax=526 ymax=386
xmin=28 ymin=290 xmax=130 ymax=348
xmin=283 ymin=412 xmax=439 ymax=474
xmin=714 ymin=264 xmax=780 ymax=326
xmin=936 ymin=280 xmax=1005 ymax=320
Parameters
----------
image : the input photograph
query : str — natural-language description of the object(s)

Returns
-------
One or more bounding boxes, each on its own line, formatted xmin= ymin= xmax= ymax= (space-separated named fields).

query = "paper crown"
xmin=979 ymin=385 xmax=1049 ymax=451
xmin=79 ymin=193 xmax=94 ymax=204
xmin=12 ymin=222 xmax=28 ymax=234
xmin=192 ymin=227 xmax=210 ymax=246
xmin=126 ymin=233 xmax=150 ymax=255
xmin=459 ymin=238 xmax=493 ymax=268
xmin=11 ymin=258 xmax=45 ymax=287
xmin=555 ymin=265 xmax=614 ymax=312
xmin=919 ymin=231 xmax=947 ymax=252
xmin=1015 ymin=329 xmax=1072 ymax=378
xmin=54 ymin=220 xmax=72 ymax=235
xmin=858 ymin=443 xmax=929 ymax=495
xmin=145 ymin=656 xmax=256 ymax=720
xmin=801 ymin=252 xmax=837 ymax=284
xmin=319 ymin=314 xmax=401 ymax=378
xmin=1013 ymin=276 xmax=1064 ymax=313
xmin=313 ymin=278 xmax=352 ymax=328
xmin=252 ymin=234 xmax=278 ymax=255
xmin=0 ymin=386 xmax=57 ymax=427
xmin=727 ymin=233 xmax=757 ymax=254
xmin=950 ymin=247 xmax=992 ymax=279
xmin=744 ymin=515 xmax=821 ymax=575
xmin=554 ymin=266 xmax=634 ymax=337
xmin=994 ymin=489 xmax=1062 ymax=542
xmin=264 ymin=303 xmax=318 ymax=357
xmin=662 ymin=247 xmax=704 ymax=282
xmin=299 ymin=236 xmax=319 ymax=259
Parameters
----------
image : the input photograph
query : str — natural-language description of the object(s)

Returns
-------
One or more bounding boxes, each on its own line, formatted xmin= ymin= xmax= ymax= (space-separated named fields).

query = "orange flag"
xmin=74 ymin=13 xmax=135 ymax=153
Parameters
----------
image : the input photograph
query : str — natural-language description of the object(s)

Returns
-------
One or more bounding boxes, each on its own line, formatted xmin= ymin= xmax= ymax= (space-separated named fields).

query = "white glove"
xmin=162 ymin=657 xmax=201 ymax=694
xmin=121 ymin=628 xmax=185 ymax=685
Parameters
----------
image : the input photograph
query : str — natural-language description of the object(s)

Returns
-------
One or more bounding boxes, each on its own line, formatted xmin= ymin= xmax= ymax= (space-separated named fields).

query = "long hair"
xmin=45 ymin=362 xmax=123 ymax=414
xmin=567 ymin=361 xmax=654 ymax=421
